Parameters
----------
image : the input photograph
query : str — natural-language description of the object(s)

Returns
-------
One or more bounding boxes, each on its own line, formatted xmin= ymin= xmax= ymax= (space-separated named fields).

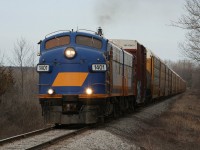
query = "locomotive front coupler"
xmin=62 ymin=95 xmax=82 ymax=114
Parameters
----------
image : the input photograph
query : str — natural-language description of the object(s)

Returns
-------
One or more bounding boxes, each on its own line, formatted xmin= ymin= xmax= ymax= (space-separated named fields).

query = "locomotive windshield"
xmin=76 ymin=35 xmax=102 ymax=49
xmin=45 ymin=36 xmax=70 ymax=50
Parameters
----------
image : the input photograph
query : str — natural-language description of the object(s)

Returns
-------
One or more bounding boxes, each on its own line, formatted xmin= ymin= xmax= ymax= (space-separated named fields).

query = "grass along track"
xmin=134 ymin=89 xmax=200 ymax=150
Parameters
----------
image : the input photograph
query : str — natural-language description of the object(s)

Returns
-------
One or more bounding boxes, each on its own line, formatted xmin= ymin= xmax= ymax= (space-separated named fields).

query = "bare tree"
xmin=0 ymin=53 xmax=14 ymax=98
xmin=10 ymin=38 xmax=33 ymax=95
xmin=0 ymin=53 xmax=6 ymax=97
xmin=173 ymin=0 xmax=200 ymax=63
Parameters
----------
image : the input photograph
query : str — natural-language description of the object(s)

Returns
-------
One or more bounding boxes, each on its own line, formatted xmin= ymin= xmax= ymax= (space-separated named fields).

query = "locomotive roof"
xmin=39 ymin=30 xmax=108 ymax=51
xmin=44 ymin=30 xmax=105 ymax=41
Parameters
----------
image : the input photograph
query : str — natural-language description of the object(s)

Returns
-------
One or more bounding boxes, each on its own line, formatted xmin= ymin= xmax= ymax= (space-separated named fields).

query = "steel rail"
xmin=0 ymin=126 xmax=54 ymax=146
xmin=26 ymin=126 xmax=89 ymax=150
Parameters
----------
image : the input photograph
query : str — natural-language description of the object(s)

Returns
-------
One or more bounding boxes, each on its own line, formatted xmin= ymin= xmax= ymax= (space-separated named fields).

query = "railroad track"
xmin=0 ymin=95 xmax=180 ymax=150
xmin=0 ymin=126 xmax=54 ymax=146
xmin=0 ymin=126 xmax=90 ymax=150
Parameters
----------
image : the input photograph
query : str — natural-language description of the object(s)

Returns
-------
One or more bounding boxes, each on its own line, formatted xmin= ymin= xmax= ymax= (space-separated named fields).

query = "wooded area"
xmin=0 ymin=39 xmax=45 ymax=140
xmin=165 ymin=59 xmax=200 ymax=88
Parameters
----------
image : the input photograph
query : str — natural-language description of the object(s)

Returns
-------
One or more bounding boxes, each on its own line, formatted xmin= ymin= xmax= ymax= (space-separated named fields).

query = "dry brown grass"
xmin=0 ymin=68 xmax=46 ymax=140
xmin=135 ymin=89 xmax=200 ymax=150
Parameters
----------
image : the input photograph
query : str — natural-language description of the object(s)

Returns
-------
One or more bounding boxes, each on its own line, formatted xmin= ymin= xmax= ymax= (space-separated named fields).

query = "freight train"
xmin=37 ymin=28 xmax=186 ymax=125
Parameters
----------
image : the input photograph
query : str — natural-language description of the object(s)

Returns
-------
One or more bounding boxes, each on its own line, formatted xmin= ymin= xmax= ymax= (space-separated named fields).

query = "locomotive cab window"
xmin=45 ymin=36 xmax=70 ymax=50
xmin=76 ymin=35 xmax=102 ymax=49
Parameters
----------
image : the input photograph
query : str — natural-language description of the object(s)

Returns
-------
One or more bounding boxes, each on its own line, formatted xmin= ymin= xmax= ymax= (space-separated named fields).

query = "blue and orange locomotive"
xmin=37 ymin=28 xmax=186 ymax=125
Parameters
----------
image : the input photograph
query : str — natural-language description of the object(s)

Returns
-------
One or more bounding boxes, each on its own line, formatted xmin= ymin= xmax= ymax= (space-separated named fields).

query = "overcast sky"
xmin=0 ymin=0 xmax=187 ymax=63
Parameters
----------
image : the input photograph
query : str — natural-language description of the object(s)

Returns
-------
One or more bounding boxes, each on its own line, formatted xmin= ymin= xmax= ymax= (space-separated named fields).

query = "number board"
xmin=92 ymin=64 xmax=107 ymax=71
xmin=37 ymin=65 xmax=50 ymax=72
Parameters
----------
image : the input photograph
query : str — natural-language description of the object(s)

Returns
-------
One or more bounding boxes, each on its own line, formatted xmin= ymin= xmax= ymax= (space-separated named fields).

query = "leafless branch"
xmin=10 ymin=38 xmax=36 ymax=95
xmin=172 ymin=0 xmax=200 ymax=63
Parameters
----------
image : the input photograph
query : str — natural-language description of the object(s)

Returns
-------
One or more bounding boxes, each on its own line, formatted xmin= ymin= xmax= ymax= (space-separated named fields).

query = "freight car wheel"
xmin=112 ymin=97 xmax=120 ymax=119
xmin=113 ymin=104 xmax=118 ymax=119
xmin=119 ymin=97 xmax=125 ymax=116
xmin=133 ymin=97 xmax=136 ymax=111
xmin=55 ymin=123 xmax=61 ymax=129
xmin=127 ymin=98 xmax=132 ymax=113
xmin=128 ymin=96 xmax=135 ymax=113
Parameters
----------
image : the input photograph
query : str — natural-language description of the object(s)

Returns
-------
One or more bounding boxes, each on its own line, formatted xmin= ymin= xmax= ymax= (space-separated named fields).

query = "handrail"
xmin=77 ymin=29 xmax=97 ymax=34
xmin=45 ymin=30 xmax=71 ymax=38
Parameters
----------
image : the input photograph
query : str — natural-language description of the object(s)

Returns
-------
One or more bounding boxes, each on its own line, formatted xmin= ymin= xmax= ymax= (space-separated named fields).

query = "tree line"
xmin=0 ymin=38 xmax=44 ymax=140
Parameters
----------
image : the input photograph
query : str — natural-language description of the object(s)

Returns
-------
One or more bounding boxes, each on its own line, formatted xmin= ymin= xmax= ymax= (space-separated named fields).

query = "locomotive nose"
xmin=38 ymin=43 xmax=107 ymax=96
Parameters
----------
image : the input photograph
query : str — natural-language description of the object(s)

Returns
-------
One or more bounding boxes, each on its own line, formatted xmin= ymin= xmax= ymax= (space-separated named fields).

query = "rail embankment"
xmin=134 ymin=89 xmax=200 ymax=150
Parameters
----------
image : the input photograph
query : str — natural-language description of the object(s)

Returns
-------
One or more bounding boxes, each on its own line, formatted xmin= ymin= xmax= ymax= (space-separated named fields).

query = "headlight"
xmin=47 ymin=88 xmax=54 ymax=95
xmin=64 ymin=47 xmax=76 ymax=59
xmin=86 ymin=87 xmax=93 ymax=95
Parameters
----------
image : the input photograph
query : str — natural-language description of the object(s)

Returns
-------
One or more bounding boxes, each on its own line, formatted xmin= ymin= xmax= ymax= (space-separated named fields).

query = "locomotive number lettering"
xmin=92 ymin=64 xmax=106 ymax=71
xmin=37 ymin=65 xmax=50 ymax=72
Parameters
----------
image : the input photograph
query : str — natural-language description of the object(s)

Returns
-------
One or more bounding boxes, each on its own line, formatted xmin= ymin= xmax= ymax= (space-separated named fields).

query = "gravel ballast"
xmin=46 ymin=96 xmax=179 ymax=150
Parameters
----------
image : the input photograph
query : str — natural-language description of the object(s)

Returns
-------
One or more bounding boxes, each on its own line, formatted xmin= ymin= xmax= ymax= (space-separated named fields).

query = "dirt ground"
xmin=134 ymin=89 xmax=200 ymax=150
